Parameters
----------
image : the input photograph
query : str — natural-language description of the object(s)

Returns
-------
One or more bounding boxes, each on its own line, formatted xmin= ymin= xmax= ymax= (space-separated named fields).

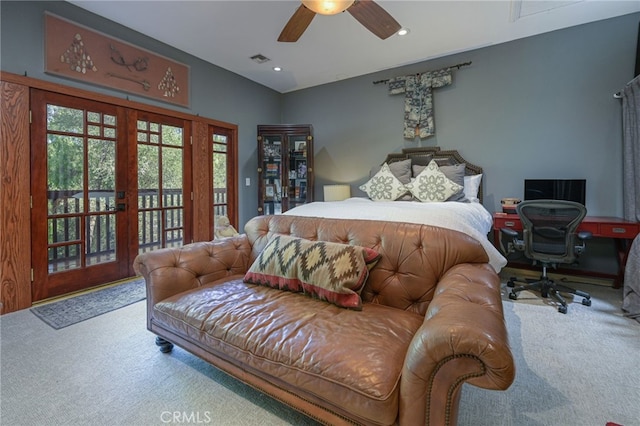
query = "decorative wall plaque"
xmin=45 ymin=13 xmax=190 ymax=107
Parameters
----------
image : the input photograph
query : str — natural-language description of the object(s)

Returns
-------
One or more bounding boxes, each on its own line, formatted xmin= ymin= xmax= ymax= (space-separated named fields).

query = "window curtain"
xmin=622 ymin=75 xmax=640 ymax=222
xmin=622 ymin=75 xmax=640 ymax=322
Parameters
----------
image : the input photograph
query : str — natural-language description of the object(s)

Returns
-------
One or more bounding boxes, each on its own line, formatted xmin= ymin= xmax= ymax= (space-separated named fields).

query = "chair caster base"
xmin=582 ymin=298 xmax=592 ymax=306
xmin=508 ymin=292 xmax=518 ymax=300
xmin=558 ymin=305 xmax=568 ymax=314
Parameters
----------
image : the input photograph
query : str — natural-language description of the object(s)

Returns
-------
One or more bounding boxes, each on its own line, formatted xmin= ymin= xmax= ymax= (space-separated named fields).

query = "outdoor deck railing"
xmin=47 ymin=188 xmax=227 ymax=265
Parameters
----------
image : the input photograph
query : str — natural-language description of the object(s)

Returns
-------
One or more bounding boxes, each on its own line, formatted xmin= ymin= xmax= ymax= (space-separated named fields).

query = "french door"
xmin=30 ymin=90 xmax=191 ymax=301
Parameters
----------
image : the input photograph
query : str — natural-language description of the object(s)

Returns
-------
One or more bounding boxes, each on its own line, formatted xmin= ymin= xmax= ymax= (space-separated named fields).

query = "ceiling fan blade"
xmin=278 ymin=5 xmax=316 ymax=42
xmin=347 ymin=0 xmax=401 ymax=40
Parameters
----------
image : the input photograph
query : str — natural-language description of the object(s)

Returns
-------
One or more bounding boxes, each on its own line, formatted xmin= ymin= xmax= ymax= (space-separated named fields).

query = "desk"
xmin=493 ymin=213 xmax=640 ymax=288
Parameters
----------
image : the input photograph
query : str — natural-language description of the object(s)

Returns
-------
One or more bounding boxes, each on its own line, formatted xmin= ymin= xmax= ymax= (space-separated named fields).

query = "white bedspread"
xmin=284 ymin=198 xmax=507 ymax=273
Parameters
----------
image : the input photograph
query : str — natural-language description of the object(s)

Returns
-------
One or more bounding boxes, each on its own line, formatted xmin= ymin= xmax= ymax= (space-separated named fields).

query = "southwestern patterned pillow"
xmin=359 ymin=163 xmax=408 ymax=201
xmin=406 ymin=160 xmax=464 ymax=202
xmin=243 ymin=235 xmax=380 ymax=310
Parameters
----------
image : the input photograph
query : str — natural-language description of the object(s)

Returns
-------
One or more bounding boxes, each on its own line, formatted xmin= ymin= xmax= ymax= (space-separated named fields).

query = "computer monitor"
xmin=524 ymin=179 xmax=586 ymax=205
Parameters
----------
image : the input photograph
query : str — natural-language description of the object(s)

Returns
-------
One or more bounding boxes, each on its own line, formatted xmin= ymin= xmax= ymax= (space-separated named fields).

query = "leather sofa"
xmin=134 ymin=215 xmax=515 ymax=426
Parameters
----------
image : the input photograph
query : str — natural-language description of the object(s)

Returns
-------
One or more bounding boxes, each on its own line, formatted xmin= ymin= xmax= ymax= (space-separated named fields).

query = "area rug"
xmin=30 ymin=279 xmax=146 ymax=329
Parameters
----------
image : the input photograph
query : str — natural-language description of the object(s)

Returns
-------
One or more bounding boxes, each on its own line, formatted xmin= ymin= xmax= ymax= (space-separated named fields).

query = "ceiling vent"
xmin=250 ymin=54 xmax=271 ymax=64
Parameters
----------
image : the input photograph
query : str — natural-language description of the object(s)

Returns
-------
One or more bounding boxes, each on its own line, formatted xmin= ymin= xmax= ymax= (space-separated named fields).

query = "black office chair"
xmin=500 ymin=199 xmax=592 ymax=314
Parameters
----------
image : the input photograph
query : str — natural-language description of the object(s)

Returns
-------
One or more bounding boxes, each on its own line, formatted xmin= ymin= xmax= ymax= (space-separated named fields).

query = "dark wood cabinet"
xmin=257 ymin=124 xmax=314 ymax=214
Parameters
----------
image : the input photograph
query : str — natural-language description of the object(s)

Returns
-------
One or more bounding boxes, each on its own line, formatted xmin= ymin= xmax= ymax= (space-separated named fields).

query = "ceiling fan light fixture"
xmin=301 ymin=0 xmax=355 ymax=15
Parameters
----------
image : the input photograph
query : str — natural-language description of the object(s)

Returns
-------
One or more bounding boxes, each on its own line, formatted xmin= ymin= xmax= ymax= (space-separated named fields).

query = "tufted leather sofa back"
xmin=244 ymin=215 xmax=490 ymax=316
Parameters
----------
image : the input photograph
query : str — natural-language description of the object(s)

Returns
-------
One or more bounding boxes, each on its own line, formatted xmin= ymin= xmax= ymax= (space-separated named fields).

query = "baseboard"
xmin=500 ymin=267 xmax=614 ymax=287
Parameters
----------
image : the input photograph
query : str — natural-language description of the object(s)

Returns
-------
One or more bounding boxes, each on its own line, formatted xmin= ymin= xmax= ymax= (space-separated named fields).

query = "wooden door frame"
xmin=210 ymin=124 xmax=238 ymax=236
xmin=30 ymin=89 xmax=132 ymax=300
xmin=0 ymin=71 xmax=238 ymax=313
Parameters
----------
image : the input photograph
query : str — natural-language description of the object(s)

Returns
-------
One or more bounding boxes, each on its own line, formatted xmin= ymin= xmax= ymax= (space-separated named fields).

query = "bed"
xmin=284 ymin=147 xmax=508 ymax=272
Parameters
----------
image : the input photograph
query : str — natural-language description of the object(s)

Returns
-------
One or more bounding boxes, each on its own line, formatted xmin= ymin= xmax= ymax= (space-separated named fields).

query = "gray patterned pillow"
xmin=370 ymin=158 xmax=412 ymax=184
xmin=406 ymin=160 xmax=464 ymax=202
xmin=359 ymin=163 xmax=408 ymax=201
xmin=370 ymin=158 xmax=413 ymax=201
xmin=413 ymin=162 xmax=466 ymax=201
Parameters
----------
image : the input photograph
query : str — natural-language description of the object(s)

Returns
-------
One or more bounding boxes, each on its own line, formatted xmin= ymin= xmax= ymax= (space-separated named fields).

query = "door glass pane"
xmin=162 ymin=146 xmax=183 ymax=206
xmin=103 ymin=114 xmax=116 ymax=126
xmin=137 ymin=118 xmax=184 ymax=254
xmin=45 ymin=102 xmax=119 ymax=274
xmin=212 ymin=133 xmax=228 ymax=225
xmin=88 ymin=125 xmax=100 ymax=136
xmin=138 ymin=209 xmax=161 ymax=253
xmin=86 ymin=214 xmax=116 ymax=265
xmin=87 ymin=138 xmax=116 ymax=213
xmin=162 ymin=124 xmax=183 ymax=146
xmin=262 ymin=136 xmax=282 ymax=215
xmin=289 ymin=135 xmax=308 ymax=208
xmin=47 ymin=105 xmax=83 ymax=133
xmin=48 ymin=245 xmax=81 ymax=272
xmin=87 ymin=111 xmax=101 ymax=123
xmin=48 ymin=217 xmax=80 ymax=244
xmin=166 ymin=229 xmax=183 ymax=248
xmin=47 ymin=135 xmax=84 ymax=214
xmin=138 ymin=144 xmax=159 ymax=208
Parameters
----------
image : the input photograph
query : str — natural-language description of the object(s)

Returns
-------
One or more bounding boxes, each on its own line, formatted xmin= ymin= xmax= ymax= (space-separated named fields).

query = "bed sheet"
xmin=284 ymin=198 xmax=507 ymax=272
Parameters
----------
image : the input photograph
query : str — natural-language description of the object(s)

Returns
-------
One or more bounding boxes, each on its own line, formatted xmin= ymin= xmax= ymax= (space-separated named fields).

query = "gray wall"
xmin=0 ymin=0 xmax=280 ymax=227
xmin=282 ymin=13 xmax=639 ymax=218
xmin=2 ymin=2 xmax=637 ymax=274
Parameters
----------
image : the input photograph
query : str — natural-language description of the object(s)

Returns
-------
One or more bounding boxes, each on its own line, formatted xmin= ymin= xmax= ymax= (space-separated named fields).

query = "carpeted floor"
xmin=30 ymin=279 xmax=145 ymax=329
xmin=458 ymin=280 xmax=640 ymax=426
xmin=1 ymin=278 xmax=639 ymax=425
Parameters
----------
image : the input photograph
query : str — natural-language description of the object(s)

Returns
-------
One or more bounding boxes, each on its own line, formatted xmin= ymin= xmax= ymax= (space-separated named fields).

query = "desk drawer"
xmin=494 ymin=217 xmax=522 ymax=231
xmin=599 ymin=223 xmax=639 ymax=238
xmin=578 ymin=223 xmax=599 ymax=235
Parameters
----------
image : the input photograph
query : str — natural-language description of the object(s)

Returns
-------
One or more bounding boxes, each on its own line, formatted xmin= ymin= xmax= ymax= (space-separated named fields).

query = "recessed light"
xmin=273 ymin=67 xmax=282 ymax=72
xmin=397 ymin=28 xmax=410 ymax=36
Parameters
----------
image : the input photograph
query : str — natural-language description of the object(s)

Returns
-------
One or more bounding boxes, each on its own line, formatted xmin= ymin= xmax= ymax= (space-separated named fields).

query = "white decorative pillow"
xmin=359 ymin=163 xmax=408 ymax=201
xmin=406 ymin=160 xmax=464 ymax=202
xmin=464 ymin=174 xmax=483 ymax=203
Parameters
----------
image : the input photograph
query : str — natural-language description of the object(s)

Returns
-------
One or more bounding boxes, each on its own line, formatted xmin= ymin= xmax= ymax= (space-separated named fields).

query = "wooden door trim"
xmin=30 ymin=90 xmax=129 ymax=300
xmin=1 ymin=72 xmax=239 ymax=313
xmin=0 ymin=81 xmax=31 ymax=313
xmin=0 ymin=72 xmax=238 ymax=130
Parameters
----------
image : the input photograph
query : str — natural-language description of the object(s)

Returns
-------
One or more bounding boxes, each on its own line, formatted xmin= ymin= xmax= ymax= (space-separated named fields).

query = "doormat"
xmin=30 ymin=279 xmax=146 ymax=329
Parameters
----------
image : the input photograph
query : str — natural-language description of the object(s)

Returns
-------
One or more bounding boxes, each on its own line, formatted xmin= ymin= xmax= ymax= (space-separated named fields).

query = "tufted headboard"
xmin=383 ymin=147 xmax=484 ymax=202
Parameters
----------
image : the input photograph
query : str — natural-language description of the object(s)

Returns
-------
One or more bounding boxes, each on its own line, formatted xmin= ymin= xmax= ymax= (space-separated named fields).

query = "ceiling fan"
xmin=278 ymin=0 xmax=401 ymax=42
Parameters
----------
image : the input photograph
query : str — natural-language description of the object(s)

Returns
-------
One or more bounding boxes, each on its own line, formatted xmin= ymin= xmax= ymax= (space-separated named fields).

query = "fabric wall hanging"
xmin=375 ymin=61 xmax=471 ymax=140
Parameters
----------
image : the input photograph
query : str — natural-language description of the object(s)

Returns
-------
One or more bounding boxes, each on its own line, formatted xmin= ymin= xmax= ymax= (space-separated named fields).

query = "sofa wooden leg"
xmin=155 ymin=336 xmax=174 ymax=353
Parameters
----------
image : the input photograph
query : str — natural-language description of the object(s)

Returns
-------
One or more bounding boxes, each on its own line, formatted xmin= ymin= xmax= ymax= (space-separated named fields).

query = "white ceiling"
xmin=68 ymin=0 xmax=640 ymax=93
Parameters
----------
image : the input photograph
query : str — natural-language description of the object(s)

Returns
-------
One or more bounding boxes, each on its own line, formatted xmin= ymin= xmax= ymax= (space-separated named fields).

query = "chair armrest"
xmin=399 ymin=263 xmax=515 ymax=426
xmin=133 ymin=235 xmax=252 ymax=325
xmin=500 ymin=227 xmax=518 ymax=238
xmin=577 ymin=231 xmax=592 ymax=240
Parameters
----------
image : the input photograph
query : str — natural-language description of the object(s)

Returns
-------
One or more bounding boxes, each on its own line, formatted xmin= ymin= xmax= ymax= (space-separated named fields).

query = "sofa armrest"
xmin=399 ymin=263 xmax=515 ymax=426
xmin=133 ymin=235 xmax=253 ymax=325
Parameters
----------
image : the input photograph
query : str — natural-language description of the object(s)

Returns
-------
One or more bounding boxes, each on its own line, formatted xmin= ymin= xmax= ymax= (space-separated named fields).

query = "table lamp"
xmin=323 ymin=184 xmax=351 ymax=202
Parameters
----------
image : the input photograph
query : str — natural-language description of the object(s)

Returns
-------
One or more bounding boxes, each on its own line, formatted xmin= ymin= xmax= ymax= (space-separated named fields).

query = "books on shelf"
xmin=265 ymin=162 xmax=279 ymax=178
